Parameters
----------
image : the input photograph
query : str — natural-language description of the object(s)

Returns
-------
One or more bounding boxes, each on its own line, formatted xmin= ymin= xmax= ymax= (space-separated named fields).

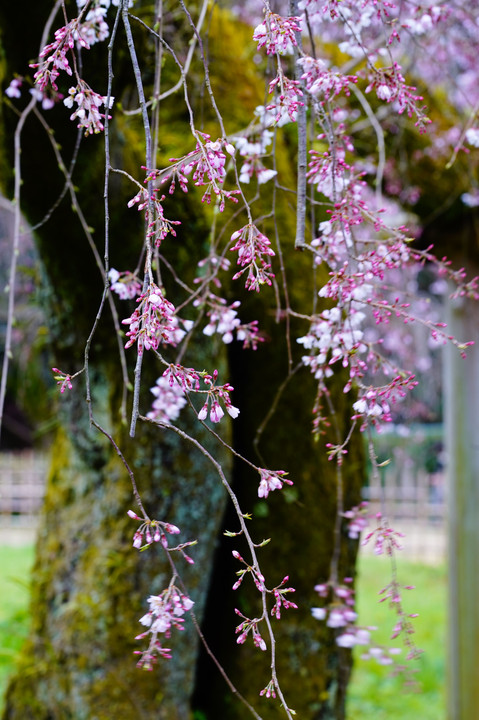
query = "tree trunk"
xmin=0 ymin=3 xmax=364 ymax=718
xmin=445 ymin=279 xmax=479 ymax=720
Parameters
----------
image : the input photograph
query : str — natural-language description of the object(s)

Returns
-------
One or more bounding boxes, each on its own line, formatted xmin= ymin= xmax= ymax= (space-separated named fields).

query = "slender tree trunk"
xmin=445 ymin=275 xmax=479 ymax=720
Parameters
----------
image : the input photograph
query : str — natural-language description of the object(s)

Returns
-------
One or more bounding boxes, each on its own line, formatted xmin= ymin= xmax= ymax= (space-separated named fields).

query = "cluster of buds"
xmin=197 ymin=369 xmax=240 ymax=423
xmin=52 ymin=367 xmax=73 ymax=393
xmin=232 ymin=556 xmax=297 ymax=649
xmin=266 ymin=73 xmax=304 ymax=123
xmin=128 ymin=180 xmax=181 ymax=247
xmin=164 ymin=134 xmax=239 ymax=211
xmin=257 ymin=468 xmax=292 ymax=499
xmin=230 ymin=223 xmax=275 ymax=292
xmin=128 ymin=510 xmax=180 ymax=550
xmin=362 ymin=513 xmax=405 ymax=556
xmin=64 ymin=82 xmax=114 ymax=135
xmin=122 ymin=283 xmax=189 ymax=354
xmin=161 ymin=364 xmax=201 ymax=393
xmin=30 ymin=21 xmax=85 ymax=91
xmin=253 ymin=13 xmax=301 ymax=56
xmin=271 ymin=576 xmax=298 ymax=619
xmin=231 ymin=549 xmax=266 ymax=592
xmin=343 ymin=502 xmax=369 ymax=539
xmin=128 ymin=510 xmax=196 ymax=567
xmin=146 ymin=365 xmax=240 ymax=426
xmin=235 ymin=609 xmax=267 ymax=651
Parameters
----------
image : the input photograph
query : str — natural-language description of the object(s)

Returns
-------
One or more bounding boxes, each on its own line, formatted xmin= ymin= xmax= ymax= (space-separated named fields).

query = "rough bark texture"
xmin=1 ymin=4 xmax=364 ymax=719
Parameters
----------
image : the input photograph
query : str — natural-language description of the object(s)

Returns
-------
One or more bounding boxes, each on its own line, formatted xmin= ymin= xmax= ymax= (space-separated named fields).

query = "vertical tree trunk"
xmin=0 ymin=3 xmax=364 ymax=718
xmin=445 ymin=280 xmax=479 ymax=720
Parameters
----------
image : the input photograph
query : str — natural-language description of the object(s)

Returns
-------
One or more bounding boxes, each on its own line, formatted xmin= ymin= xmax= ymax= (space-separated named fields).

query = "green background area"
xmin=0 ymin=545 xmax=446 ymax=718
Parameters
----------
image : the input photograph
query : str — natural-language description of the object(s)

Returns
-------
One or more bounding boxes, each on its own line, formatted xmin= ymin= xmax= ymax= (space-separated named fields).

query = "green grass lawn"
xmin=0 ymin=545 xmax=446 ymax=717
xmin=0 ymin=544 xmax=34 ymax=711
xmin=347 ymin=554 xmax=446 ymax=719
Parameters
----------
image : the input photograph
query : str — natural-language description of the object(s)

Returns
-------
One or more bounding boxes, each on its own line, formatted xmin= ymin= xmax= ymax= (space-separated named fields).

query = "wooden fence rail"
xmin=0 ymin=450 xmax=446 ymax=531
xmin=0 ymin=450 xmax=48 ymax=525
xmin=362 ymin=472 xmax=446 ymax=524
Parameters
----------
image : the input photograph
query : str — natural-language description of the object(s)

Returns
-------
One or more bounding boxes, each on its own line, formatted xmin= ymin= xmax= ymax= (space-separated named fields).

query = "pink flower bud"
xmin=182 ymin=596 xmax=194 ymax=611
xmin=198 ymin=403 xmax=208 ymax=420
xmin=164 ymin=523 xmax=180 ymax=534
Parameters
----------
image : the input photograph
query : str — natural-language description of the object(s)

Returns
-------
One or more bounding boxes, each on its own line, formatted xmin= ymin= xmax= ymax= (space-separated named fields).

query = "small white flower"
xmin=311 ymin=607 xmax=327 ymax=620
xmin=226 ymin=405 xmax=240 ymax=419
xmin=336 ymin=633 xmax=357 ymax=648
xmin=465 ymin=128 xmax=479 ymax=148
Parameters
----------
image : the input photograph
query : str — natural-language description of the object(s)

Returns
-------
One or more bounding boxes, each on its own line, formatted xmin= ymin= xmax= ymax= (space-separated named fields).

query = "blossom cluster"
xmin=108 ymin=268 xmax=142 ymax=300
xmin=201 ymin=295 xmax=263 ymax=349
xmin=311 ymin=578 xmax=371 ymax=649
xmin=75 ymin=0 xmax=111 ymax=46
xmin=253 ymin=13 xmax=301 ymax=56
xmin=64 ymin=82 xmax=113 ymax=135
xmin=122 ymin=284 xmax=190 ymax=354
xmin=267 ymin=73 xmax=304 ymax=124
xmin=147 ymin=376 xmax=187 ymax=424
xmin=161 ymin=134 xmax=239 ymax=211
xmin=30 ymin=21 xmax=84 ymax=91
xmin=4 ymin=76 xmax=61 ymax=110
xmin=299 ymin=56 xmax=357 ymax=104
xmin=234 ymin=127 xmax=277 ymax=185
xmin=230 ymin=223 xmax=275 ymax=292
xmin=257 ymin=469 xmax=292 ymax=499
xmin=145 ymin=365 xmax=240 ymax=426
xmin=27 ymin=5 xmax=122 ymax=134
xmin=135 ymin=587 xmax=194 ymax=670
xmin=128 ymin=182 xmax=181 ymax=247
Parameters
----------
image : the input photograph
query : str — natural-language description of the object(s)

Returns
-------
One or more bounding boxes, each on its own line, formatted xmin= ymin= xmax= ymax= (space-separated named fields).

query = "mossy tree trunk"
xmin=0 ymin=3 xmax=364 ymax=719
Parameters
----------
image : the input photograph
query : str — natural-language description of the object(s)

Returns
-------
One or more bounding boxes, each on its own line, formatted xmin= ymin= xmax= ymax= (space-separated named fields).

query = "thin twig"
xmin=290 ymin=0 xmax=308 ymax=249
